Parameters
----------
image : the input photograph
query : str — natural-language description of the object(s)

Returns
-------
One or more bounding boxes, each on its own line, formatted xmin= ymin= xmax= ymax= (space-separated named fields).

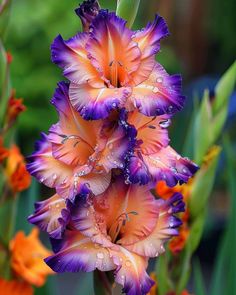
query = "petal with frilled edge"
xmin=93 ymin=178 xmax=158 ymax=246
xmin=128 ymin=110 xmax=170 ymax=155
xmin=95 ymin=112 xmax=136 ymax=172
xmin=131 ymin=14 xmax=169 ymax=85
xmin=45 ymin=231 xmax=115 ymax=273
xmin=51 ymin=34 xmax=102 ymax=87
xmin=69 ymin=82 xmax=131 ymax=120
xmin=125 ymin=193 xmax=185 ymax=257
xmin=142 ymin=146 xmax=199 ymax=187
xmin=67 ymin=193 xmax=115 ymax=249
xmin=27 ymin=133 xmax=73 ymax=191
xmin=111 ymin=247 xmax=154 ymax=295
xmin=86 ymin=10 xmax=141 ymax=87
xmin=48 ymin=82 xmax=101 ymax=166
xmin=28 ymin=194 xmax=69 ymax=239
xmin=129 ymin=63 xmax=185 ymax=116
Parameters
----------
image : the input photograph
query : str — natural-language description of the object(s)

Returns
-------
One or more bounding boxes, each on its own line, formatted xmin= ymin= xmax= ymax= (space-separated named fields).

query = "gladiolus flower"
xmin=10 ymin=228 xmax=53 ymax=287
xmin=51 ymin=9 xmax=185 ymax=120
xmin=34 ymin=178 xmax=185 ymax=295
xmin=27 ymin=82 xmax=135 ymax=200
xmin=6 ymin=90 xmax=26 ymax=128
xmin=0 ymin=278 xmax=33 ymax=295
xmin=6 ymin=145 xmax=31 ymax=193
xmin=0 ymin=137 xmax=9 ymax=163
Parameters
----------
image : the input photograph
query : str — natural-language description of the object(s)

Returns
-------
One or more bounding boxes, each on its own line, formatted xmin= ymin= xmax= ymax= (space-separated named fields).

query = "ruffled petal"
xmin=128 ymin=110 xmax=170 ymax=154
xmin=86 ymin=10 xmax=141 ymax=87
xmin=67 ymin=193 xmax=115 ymax=249
xmin=129 ymin=63 xmax=185 ymax=116
xmin=133 ymin=15 xmax=169 ymax=59
xmin=69 ymin=82 xmax=131 ymax=120
xmin=48 ymin=82 xmax=101 ymax=166
xmin=127 ymin=146 xmax=198 ymax=187
xmin=27 ymin=133 xmax=73 ymax=191
xmin=93 ymin=178 xmax=158 ymax=246
xmin=125 ymin=193 xmax=185 ymax=257
xmin=28 ymin=194 xmax=69 ymax=239
xmin=112 ymin=247 xmax=154 ymax=295
xmin=131 ymin=15 xmax=169 ymax=85
xmin=95 ymin=112 xmax=136 ymax=171
xmin=45 ymin=231 xmax=115 ymax=273
xmin=51 ymin=34 xmax=101 ymax=86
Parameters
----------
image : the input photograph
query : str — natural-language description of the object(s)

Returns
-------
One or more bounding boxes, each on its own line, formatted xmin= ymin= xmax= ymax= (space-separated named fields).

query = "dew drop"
xmin=125 ymin=260 xmax=131 ymax=267
xmin=97 ymin=252 xmax=104 ymax=259
xmin=53 ymin=174 xmax=57 ymax=180
xmin=156 ymin=77 xmax=163 ymax=83
xmin=159 ymin=119 xmax=171 ymax=129
xmin=152 ymin=87 xmax=159 ymax=93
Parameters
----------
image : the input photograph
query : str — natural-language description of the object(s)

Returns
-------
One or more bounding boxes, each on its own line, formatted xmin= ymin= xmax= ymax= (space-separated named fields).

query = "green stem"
xmin=94 ymin=270 xmax=113 ymax=295
xmin=116 ymin=0 xmax=141 ymax=28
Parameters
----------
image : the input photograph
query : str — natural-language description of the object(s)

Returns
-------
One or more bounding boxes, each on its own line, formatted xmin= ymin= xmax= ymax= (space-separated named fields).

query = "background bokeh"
xmin=3 ymin=0 xmax=236 ymax=294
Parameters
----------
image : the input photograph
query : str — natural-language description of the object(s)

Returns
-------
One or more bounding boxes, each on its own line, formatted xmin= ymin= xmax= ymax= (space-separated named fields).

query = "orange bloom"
xmin=6 ymin=90 xmax=26 ymax=127
xmin=169 ymin=226 xmax=190 ymax=255
xmin=167 ymin=291 xmax=190 ymax=295
xmin=5 ymin=145 xmax=31 ymax=192
xmin=0 ymin=137 xmax=9 ymax=163
xmin=6 ymin=51 xmax=13 ymax=64
xmin=156 ymin=181 xmax=193 ymax=254
xmin=0 ymin=278 xmax=33 ymax=295
xmin=147 ymin=272 xmax=157 ymax=295
xmin=10 ymin=228 xmax=54 ymax=287
xmin=156 ymin=180 xmax=192 ymax=202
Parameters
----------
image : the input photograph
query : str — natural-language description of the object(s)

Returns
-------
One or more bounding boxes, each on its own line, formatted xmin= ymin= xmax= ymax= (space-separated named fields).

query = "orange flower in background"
xmin=6 ymin=51 xmax=13 ymax=64
xmin=167 ymin=290 xmax=191 ymax=295
xmin=0 ymin=137 xmax=9 ymax=163
xmin=10 ymin=228 xmax=54 ymax=287
xmin=0 ymin=278 xmax=33 ymax=295
xmin=169 ymin=225 xmax=190 ymax=255
xmin=5 ymin=90 xmax=26 ymax=128
xmin=5 ymin=145 xmax=31 ymax=193
xmin=156 ymin=180 xmax=192 ymax=254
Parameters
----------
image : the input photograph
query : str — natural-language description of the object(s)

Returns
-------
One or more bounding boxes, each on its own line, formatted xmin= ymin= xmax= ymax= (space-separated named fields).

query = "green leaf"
xmin=155 ymin=252 xmax=173 ymax=295
xmin=189 ymin=146 xmax=221 ymax=219
xmin=193 ymin=259 xmax=207 ymax=295
xmin=193 ymin=90 xmax=212 ymax=164
xmin=116 ymin=0 xmax=140 ymax=28
xmin=212 ymin=60 xmax=236 ymax=115
xmin=15 ymin=178 xmax=40 ymax=234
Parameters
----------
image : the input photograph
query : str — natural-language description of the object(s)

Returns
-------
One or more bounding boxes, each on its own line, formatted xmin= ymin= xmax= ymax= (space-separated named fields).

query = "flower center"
xmin=108 ymin=211 xmax=138 ymax=243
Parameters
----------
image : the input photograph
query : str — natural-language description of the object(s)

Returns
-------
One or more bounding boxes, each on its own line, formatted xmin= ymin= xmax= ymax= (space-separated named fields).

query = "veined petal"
xmin=51 ymin=34 xmax=101 ymax=87
xmin=27 ymin=133 xmax=73 ymax=191
xmin=143 ymin=146 xmax=199 ymax=187
xmin=131 ymin=15 xmax=169 ymax=85
xmin=128 ymin=110 xmax=170 ymax=155
xmin=125 ymin=193 xmax=185 ymax=257
xmin=129 ymin=63 xmax=185 ymax=116
xmin=45 ymin=231 xmax=115 ymax=273
xmin=127 ymin=146 xmax=198 ymax=187
xmin=112 ymin=247 xmax=154 ymax=295
xmin=86 ymin=10 xmax=141 ymax=87
xmin=49 ymin=82 xmax=101 ymax=166
xmin=28 ymin=194 xmax=69 ymax=239
xmin=94 ymin=178 xmax=158 ymax=246
xmin=69 ymin=82 xmax=131 ymax=120
xmin=133 ymin=14 xmax=169 ymax=59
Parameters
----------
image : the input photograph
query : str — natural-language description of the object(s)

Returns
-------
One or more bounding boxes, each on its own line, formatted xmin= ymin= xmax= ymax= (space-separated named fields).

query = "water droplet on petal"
xmin=152 ymin=87 xmax=159 ymax=93
xmin=125 ymin=260 xmax=131 ymax=267
xmin=97 ymin=252 xmax=104 ymax=259
xmin=156 ymin=77 xmax=163 ymax=83
xmin=159 ymin=119 xmax=171 ymax=129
